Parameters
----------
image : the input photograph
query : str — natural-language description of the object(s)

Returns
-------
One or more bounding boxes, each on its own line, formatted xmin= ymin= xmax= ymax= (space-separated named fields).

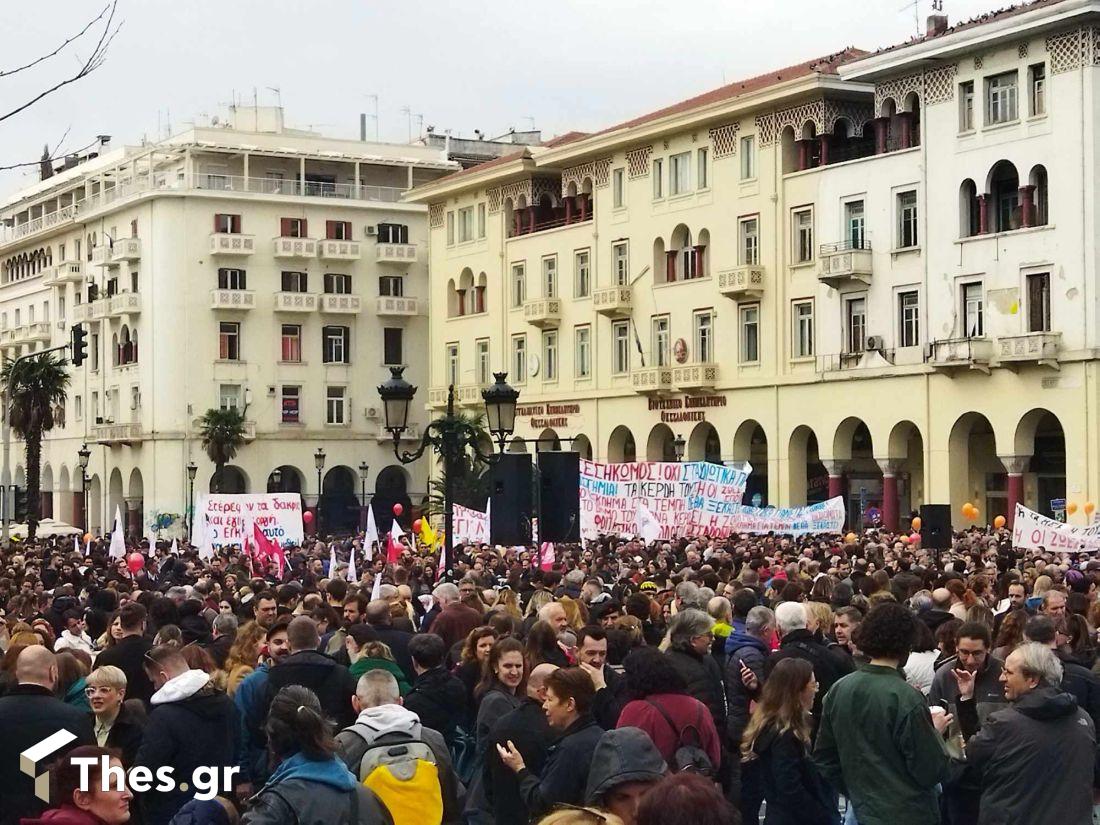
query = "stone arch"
xmin=948 ymin=412 xmax=1001 ymax=524
xmin=127 ymin=468 xmax=143 ymax=536
xmin=536 ymin=428 xmax=561 ymax=451
xmin=687 ymin=421 xmax=721 ymax=463
xmin=887 ymin=420 xmax=925 ymax=520
xmin=1029 ymin=164 xmax=1049 ymax=226
xmin=986 ymin=160 xmax=1020 ymax=232
xmin=88 ymin=474 xmax=103 ymax=535
xmin=211 ymin=465 xmax=249 ymax=494
xmin=446 ymin=278 xmax=458 ymax=317
xmin=572 ymin=434 xmax=593 ymax=461
xmin=374 ymin=464 xmax=411 ymax=531
xmin=456 ymin=267 xmax=474 ymax=317
xmin=799 ymin=120 xmax=817 ymax=141
xmin=322 ymin=465 xmax=359 ymax=534
xmin=58 ymin=465 xmax=72 ymax=525
xmin=607 ymin=425 xmax=636 ymax=464
xmin=832 ymin=117 xmax=853 ymax=139
xmin=832 ymin=417 xmax=873 ymax=462
xmin=1014 ymin=409 xmax=1066 ymax=518
xmin=960 ymin=179 xmax=980 ymax=237
xmin=669 ymin=224 xmax=695 ymax=281
xmin=646 ymin=423 xmax=676 ymax=462
xmin=40 ymin=464 xmax=54 ymax=520
xmin=508 ymin=437 xmax=528 ymax=453
xmin=780 ymin=125 xmax=798 ymax=174
xmin=267 ymin=465 xmax=304 ymax=493
xmin=565 ymin=181 xmax=578 ymax=197
xmin=652 ymin=236 xmax=667 ymax=284
xmin=108 ymin=468 xmax=124 ymax=528
xmin=475 ymin=272 xmax=487 ymax=313
xmin=788 ymin=425 xmax=826 ymax=506
xmin=879 ymin=97 xmax=898 ymax=119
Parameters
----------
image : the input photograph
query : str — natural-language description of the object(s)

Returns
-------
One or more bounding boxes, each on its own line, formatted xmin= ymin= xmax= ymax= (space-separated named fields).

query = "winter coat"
xmin=430 ymin=604 xmax=483 ymax=650
xmin=483 ymin=698 xmax=554 ymax=825
xmin=664 ymin=647 xmax=727 ymax=732
xmin=96 ymin=698 xmax=147 ymax=767
xmin=95 ymin=634 xmax=155 ymax=705
xmin=366 ymin=625 xmax=415 ymax=683
xmin=1055 ymin=651 xmax=1100 ymax=734
xmin=349 ymin=657 xmax=410 ymax=696
xmin=243 ymin=752 xmax=393 ymax=825
xmin=960 ymin=686 xmax=1097 ymax=825
xmin=403 ymin=667 xmax=467 ymax=746
xmin=516 ymin=715 xmax=604 ymax=818
xmin=584 ymin=726 xmax=667 ymax=805
xmin=234 ymin=664 xmax=269 ymax=785
xmin=475 ymin=685 xmax=523 ymax=756
xmin=168 ymin=799 xmax=233 ymax=825
xmin=616 ymin=692 xmax=722 ymax=770
xmin=766 ymin=629 xmax=853 ymax=733
xmin=750 ymin=725 xmax=835 ymax=825
xmin=591 ymin=664 xmax=626 ymax=730
xmin=263 ymin=650 xmax=358 ymax=731
xmin=134 ymin=670 xmax=237 ymax=825
xmin=725 ymin=629 xmax=770 ymax=745
xmin=204 ymin=634 xmax=234 ymax=669
xmin=64 ymin=677 xmax=91 ymax=711
xmin=19 ymin=806 xmax=109 ymax=825
xmin=0 ymin=685 xmax=96 ymax=825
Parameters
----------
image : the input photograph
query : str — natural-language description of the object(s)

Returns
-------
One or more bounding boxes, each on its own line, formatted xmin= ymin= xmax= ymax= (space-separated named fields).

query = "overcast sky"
xmin=1 ymin=0 xmax=1008 ymax=197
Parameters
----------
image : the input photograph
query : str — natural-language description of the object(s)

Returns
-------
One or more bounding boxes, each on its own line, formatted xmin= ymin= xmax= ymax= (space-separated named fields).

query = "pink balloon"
xmin=302 ymin=510 xmax=314 ymax=524
xmin=413 ymin=518 xmax=422 ymax=533
xmin=127 ymin=552 xmax=145 ymax=573
xmin=393 ymin=503 xmax=404 ymax=517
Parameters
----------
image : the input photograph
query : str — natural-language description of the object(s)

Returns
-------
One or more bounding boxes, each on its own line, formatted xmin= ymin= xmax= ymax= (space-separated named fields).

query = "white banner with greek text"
xmin=1012 ymin=503 xmax=1100 ymax=553
xmin=200 ymin=493 xmax=305 ymax=547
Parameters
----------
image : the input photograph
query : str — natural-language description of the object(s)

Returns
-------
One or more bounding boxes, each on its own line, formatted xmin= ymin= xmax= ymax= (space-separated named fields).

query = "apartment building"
xmin=410 ymin=0 xmax=1100 ymax=530
xmin=0 ymin=106 xmax=458 ymax=535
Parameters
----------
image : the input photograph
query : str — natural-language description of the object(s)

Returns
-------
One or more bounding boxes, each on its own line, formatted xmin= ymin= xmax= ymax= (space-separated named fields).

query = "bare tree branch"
xmin=0 ymin=129 xmax=116 ymax=176
xmin=0 ymin=4 xmax=111 ymax=79
xmin=0 ymin=1 xmax=121 ymax=125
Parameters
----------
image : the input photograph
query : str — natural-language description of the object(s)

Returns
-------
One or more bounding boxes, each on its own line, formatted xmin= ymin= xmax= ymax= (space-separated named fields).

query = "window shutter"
xmin=280 ymin=217 xmax=292 ymax=237
xmin=240 ymin=270 xmax=247 ymax=290
xmin=326 ymin=220 xmax=337 ymax=240
xmin=341 ymin=327 xmax=350 ymax=362
xmin=218 ymin=268 xmax=226 ymax=289
xmin=300 ymin=219 xmax=308 ymax=237
xmin=215 ymin=215 xmax=223 ymax=233
xmin=232 ymin=214 xmax=241 ymax=233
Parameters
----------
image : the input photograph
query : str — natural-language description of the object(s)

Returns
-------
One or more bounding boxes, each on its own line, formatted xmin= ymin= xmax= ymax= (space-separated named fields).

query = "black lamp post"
xmin=314 ymin=448 xmax=326 ymax=535
xmin=377 ymin=367 xmax=518 ymax=578
xmin=673 ymin=433 xmax=686 ymax=462
xmin=186 ymin=461 xmax=197 ymax=535
xmin=358 ymin=462 xmax=370 ymax=531
xmin=77 ymin=443 xmax=91 ymax=532
xmin=270 ymin=467 xmax=283 ymax=491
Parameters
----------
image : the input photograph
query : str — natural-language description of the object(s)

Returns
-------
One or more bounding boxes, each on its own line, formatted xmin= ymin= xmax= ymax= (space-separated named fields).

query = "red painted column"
xmin=666 ymin=251 xmax=678 ymax=282
xmin=564 ymin=196 xmax=574 ymax=225
xmin=579 ymin=195 xmax=589 ymax=221
xmin=527 ymin=206 xmax=536 ymax=234
xmin=818 ymin=134 xmax=831 ymax=166
xmin=1018 ymin=185 xmax=1036 ymax=228
xmin=512 ymin=210 xmax=521 ymax=237
xmin=797 ymin=140 xmax=811 ymax=171
xmin=897 ymin=113 xmax=912 ymax=150
xmin=882 ymin=473 xmax=899 ymax=532
xmin=693 ymin=245 xmax=705 ymax=279
xmin=1007 ymin=474 xmax=1024 ymax=528
xmin=978 ymin=195 xmax=990 ymax=234
xmin=873 ymin=118 xmax=889 ymax=154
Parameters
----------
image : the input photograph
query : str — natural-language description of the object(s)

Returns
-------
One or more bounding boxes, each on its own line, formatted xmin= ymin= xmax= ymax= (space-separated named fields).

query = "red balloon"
xmin=302 ymin=510 xmax=314 ymax=524
xmin=393 ymin=503 xmax=404 ymax=517
xmin=413 ymin=518 xmax=422 ymax=533
xmin=127 ymin=552 xmax=145 ymax=573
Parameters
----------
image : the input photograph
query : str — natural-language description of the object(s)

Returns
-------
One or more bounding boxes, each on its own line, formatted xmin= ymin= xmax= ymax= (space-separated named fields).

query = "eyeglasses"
xmin=84 ymin=686 xmax=117 ymax=697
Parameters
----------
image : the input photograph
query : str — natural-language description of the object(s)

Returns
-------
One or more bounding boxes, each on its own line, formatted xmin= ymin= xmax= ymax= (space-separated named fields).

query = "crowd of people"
xmin=0 ymin=522 xmax=1097 ymax=825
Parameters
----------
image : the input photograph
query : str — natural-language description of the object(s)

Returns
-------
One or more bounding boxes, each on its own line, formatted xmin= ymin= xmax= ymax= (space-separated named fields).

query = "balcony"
xmin=242 ymin=420 xmax=257 ymax=441
xmin=56 ymin=262 xmax=84 ymax=283
xmin=318 ymin=239 xmax=361 ymax=261
xmin=110 ymin=238 xmax=141 ymax=264
xmin=209 ymin=233 xmax=256 ymax=256
xmin=375 ymin=295 xmax=419 ymax=317
xmin=593 ymin=286 xmax=632 ymax=318
xmin=273 ymin=237 xmax=318 ymax=258
xmin=509 ymin=196 xmax=593 ymax=238
xmin=632 ymin=366 xmax=674 ymax=395
xmin=72 ymin=303 xmax=93 ymax=323
xmin=427 ymin=388 xmax=449 ymax=409
xmin=997 ymin=331 xmax=1062 ymax=369
xmin=273 ymin=292 xmax=318 ymax=313
xmin=319 ymin=293 xmax=361 ymax=314
xmin=193 ymin=175 xmax=407 ymax=203
xmin=24 ymin=322 xmax=51 ymax=343
xmin=375 ymin=243 xmax=418 ymax=264
xmin=718 ymin=266 xmax=766 ymax=301
xmin=523 ymin=298 xmax=562 ymax=329
xmin=109 ymin=292 xmax=141 ymax=317
xmin=90 ymin=246 xmax=110 ymax=267
xmin=457 ymin=383 xmax=488 ymax=408
xmin=0 ymin=328 xmax=19 ymax=347
xmin=210 ymin=289 xmax=256 ymax=311
xmin=673 ymin=362 xmax=718 ymax=392
xmin=927 ymin=337 xmax=994 ymax=374
xmin=818 ymin=241 xmax=873 ymax=287
xmin=90 ymin=299 xmax=111 ymax=321
xmin=93 ymin=422 xmax=143 ymax=445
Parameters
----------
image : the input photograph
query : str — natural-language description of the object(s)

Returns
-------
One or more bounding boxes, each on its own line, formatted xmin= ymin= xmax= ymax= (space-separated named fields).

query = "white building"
xmin=0 ymin=106 xmax=458 ymax=536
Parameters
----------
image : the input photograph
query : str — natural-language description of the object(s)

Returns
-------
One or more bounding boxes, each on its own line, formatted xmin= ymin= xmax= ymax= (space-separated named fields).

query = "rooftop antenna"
xmin=899 ymin=0 xmax=920 ymax=35
xmin=266 ymin=86 xmax=282 ymax=110
xmin=401 ymin=106 xmax=412 ymax=143
xmin=364 ymin=94 xmax=379 ymax=141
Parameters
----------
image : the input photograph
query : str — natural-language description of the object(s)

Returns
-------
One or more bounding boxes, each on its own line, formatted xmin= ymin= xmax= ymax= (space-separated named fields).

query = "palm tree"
xmin=199 ymin=407 xmax=248 ymax=493
xmin=424 ymin=409 xmax=492 ymax=517
xmin=1 ymin=353 xmax=70 ymax=539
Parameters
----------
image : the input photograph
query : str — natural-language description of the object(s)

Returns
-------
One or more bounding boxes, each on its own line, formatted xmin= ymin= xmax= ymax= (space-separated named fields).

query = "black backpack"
xmin=645 ymin=699 xmax=715 ymax=777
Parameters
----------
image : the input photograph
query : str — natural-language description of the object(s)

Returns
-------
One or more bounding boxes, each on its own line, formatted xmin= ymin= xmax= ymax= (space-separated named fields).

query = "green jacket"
xmin=349 ymin=656 xmax=411 ymax=696
xmin=813 ymin=664 xmax=950 ymax=825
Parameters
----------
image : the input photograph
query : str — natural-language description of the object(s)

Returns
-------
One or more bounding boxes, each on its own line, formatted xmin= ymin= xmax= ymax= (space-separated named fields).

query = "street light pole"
xmin=314 ymin=448 xmax=326 ymax=536
xmin=78 ymin=443 xmax=91 ymax=534
xmin=358 ymin=462 xmax=370 ymax=532
xmin=186 ymin=461 xmax=197 ymax=536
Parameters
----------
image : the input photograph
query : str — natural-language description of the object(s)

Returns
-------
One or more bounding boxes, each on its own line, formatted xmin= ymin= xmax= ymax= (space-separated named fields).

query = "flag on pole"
xmin=108 ymin=506 xmax=126 ymax=560
xmin=329 ymin=546 xmax=338 ymax=578
xmin=196 ymin=512 xmax=214 ymax=562
xmin=364 ymin=505 xmax=378 ymax=561
xmin=370 ymin=571 xmax=382 ymax=602
xmin=347 ymin=544 xmax=357 ymax=584
xmin=635 ymin=502 xmax=661 ymax=545
xmin=252 ymin=522 xmax=275 ymax=571
xmin=386 ymin=519 xmax=403 ymax=564
xmin=437 ymin=538 xmax=446 ymax=581
xmin=420 ymin=519 xmax=438 ymax=550
xmin=73 ymin=534 xmax=79 ymax=556
xmin=539 ymin=541 xmax=555 ymax=572
xmin=170 ymin=538 xmax=179 ymax=556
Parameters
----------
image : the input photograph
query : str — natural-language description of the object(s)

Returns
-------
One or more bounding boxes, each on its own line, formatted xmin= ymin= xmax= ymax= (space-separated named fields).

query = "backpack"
xmin=350 ymin=725 xmax=444 ymax=825
xmin=645 ymin=699 xmax=716 ymax=778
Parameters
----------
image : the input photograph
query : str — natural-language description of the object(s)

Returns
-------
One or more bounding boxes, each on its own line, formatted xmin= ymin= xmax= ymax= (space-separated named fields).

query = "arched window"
xmin=475 ymin=273 xmax=487 ymax=314
xmin=457 ymin=268 xmax=474 ymax=316
xmin=1029 ymin=165 xmax=1049 ymax=226
xmin=987 ymin=160 xmax=1020 ymax=233
xmin=960 ymin=179 xmax=980 ymax=237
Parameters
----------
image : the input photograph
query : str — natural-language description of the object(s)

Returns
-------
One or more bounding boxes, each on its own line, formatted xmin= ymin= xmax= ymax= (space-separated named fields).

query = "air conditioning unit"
xmin=130 ymin=392 xmax=141 ymax=411
xmin=364 ymin=405 xmax=381 ymax=420
xmin=56 ymin=321 xmax=67 ymax=330
xmin=267 ymin=385 xmax=277 ymax=397
xmin=866 ymin=335 xmax=885 ymax=351
xmin=95 ymin=416 xmax=104 ymax=425
xmin=365 ymin=225 xmax=377 ymax=237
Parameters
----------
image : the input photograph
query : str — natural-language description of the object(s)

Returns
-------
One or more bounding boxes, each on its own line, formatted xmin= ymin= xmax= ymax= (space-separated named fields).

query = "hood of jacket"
xmin=414 ymin=666 xmax=466 ymax=701
xmin=1014 ymin=685 xmax=1081 ymax=721
xmin=264 ymin=750 xmax=357 ymax=792
xmin=64 ymin=676 xmax=89 ymax=706
xmin=726 ymin=628 xmax=770 ymax=656
xmin=351 ymin=703 xmax=422 ymax=740
xmin=279 ymin=649 xmax=339 ymax=671
xmin=151 ymin=668 xmax=210 ymax=705
xmin=585 ymin=726 xmax=667 ymax=803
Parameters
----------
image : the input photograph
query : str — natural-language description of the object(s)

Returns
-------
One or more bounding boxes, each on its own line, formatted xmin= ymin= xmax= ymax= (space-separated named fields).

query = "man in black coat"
xmin=1025 ymin=615 xmax=1100 ymax=734
xmin=0 ymin=647 xmax=96 ymax=825
xmin=366 ymin=599 xmax=414 ymax=682
xmin=576 ymin=625 xmax=625 ymax=729
xmin=95 ymin=601 xmax=155 ymax=704
xmin=403 ymin=633 xmax=467 ymax=746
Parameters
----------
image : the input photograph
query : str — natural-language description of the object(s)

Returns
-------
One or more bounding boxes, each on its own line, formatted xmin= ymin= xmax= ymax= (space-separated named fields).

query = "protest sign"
xmin=452 ymin=503 xmax=489 ymax=545
xmin=201 ymin=493 xmax=304 ymax=547
xmin=1012 ymin=503 xmax=1100 ymax=553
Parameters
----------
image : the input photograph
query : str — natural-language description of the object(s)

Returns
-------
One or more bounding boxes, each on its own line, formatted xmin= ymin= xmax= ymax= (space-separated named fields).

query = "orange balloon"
xmin=82 ymin=532 xmax=92 ymax=544
xmin=911 ymin=517 xmax=922 ymax=531
xmin=1068 ymin=502 xmax=1078 ymax=515
xmin=899 ymin=534 xmax=910 ymax=544
xmin=993 ymin=515 xmax=1006 ymax=529
xmin=970 ymin=506 xmax=980 ymax=520
xmin=1086 ymin=502 xmax=1096 ymax=515
xmin=961 ymin=503 xmax=974 ymax=518
xmin=844 ymin=532 xmax=857 ymax=544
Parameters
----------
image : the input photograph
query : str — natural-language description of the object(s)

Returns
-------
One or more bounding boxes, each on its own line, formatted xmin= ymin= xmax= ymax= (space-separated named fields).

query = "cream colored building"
xmin=410 ymin=0 xmax=1100 ymax=531
xmin=0 ymin=106 xmax=458 ymax=535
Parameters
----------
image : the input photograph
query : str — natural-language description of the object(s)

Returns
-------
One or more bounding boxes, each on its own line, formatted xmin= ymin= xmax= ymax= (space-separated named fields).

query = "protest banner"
xmin=1012 ymin=503 xmax=1100 ymax=553
xmin=201 ymin=493 xmax=304 ymax=547
xmin=452 ymin=503 xmax=489 ymax=545
xmin=725 ymin=497 xmax=846 ymax=536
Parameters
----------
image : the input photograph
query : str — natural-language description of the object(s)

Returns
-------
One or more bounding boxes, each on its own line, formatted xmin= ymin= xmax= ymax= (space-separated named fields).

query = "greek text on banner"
xmin=202 ymin=493 xmax=304 ymax=547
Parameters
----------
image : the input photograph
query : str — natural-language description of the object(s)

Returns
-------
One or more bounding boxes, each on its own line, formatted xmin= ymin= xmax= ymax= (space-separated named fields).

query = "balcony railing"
xmin=427 ymin=388 xmax=449 ymax=409
xmin=273 ymin=292 xmax=318 ymax=313
xmin=91 ymin=298 xmax=110 ymax=320
xmin=93 ymin=422 xmax=143 ymax=445
xmin=43 ymin=261 xmax=85 ymax=287
xmin=90 ymin=246 xmax=110 ymax=267
xmin=194 ymin=175 xmax=407 ymax=202
xmin=457 ymin=383 xmax=489 ymax=407
xmin=110 ymin=238 xmax=141 ymax=263
xmin=72 ymin=303 xmax=93 ymax=323
xmin=593 ymin=286 xmax=632 ymax=318
xmin=273 ymin=237 xmax=318 ymax=258
xmin=209 ymin=233 xmax=256 ymax=255
xmin=819 ymin=240 xmax=872 ymax=287
xmin=318 ymin=239 xmax=361 ymax=260
xmin=509 ymin=206 xmax=593 ymax=238
xmin=319 ymin=293 xmax=361 ymax=314
xmin=23 ymin=322 xmax=51 ymax=343
xmin=109 ymin=292 xmax=141 ymax=317
xmin=926 ymin=337 xmax=994 ymax=373
xmin=718 ymin=266 xmax=766 ymax=301
xmin=376 ymin=243 xmax=418 ymax=264
xmin=672 ymin=362 xmax=718 ymax=391
xmin=523 ymin=298 xmax=562 ymax=328
xmin=376 ymin=295 xmax=419 ymax=316
xmin=632 ymin=366 xmax=673 ymax=395
xmin=997 ymin=331 xmax=1062 ymax=369
xmin=210 ymin=289 xmax=256 ymax=311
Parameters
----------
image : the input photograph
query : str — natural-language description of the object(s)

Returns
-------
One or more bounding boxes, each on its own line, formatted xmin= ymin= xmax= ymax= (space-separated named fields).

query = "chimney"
xmin=927 ymin=14 xmax=948 ymax=36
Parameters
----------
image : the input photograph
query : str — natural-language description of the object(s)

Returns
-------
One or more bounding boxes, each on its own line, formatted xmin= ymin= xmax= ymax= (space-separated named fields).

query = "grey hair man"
xmin=726 ymin=605 xmax=775 ymax=769
xmin=767 ymin=601 xmax=853 ymax=728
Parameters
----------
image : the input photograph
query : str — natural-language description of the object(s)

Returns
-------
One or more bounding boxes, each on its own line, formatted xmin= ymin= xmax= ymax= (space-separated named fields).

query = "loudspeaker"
xmin=538 ymin=451 xmax=580 ymax=543
xmin=919 ymin=504 xmax=952 ymax=550
xmin=489 ymin=453 xmax=532 ymax=546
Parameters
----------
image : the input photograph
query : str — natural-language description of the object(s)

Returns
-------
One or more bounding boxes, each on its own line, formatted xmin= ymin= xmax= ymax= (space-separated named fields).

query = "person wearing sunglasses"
xmin=85 ymin=665 xmax=144 ymax=767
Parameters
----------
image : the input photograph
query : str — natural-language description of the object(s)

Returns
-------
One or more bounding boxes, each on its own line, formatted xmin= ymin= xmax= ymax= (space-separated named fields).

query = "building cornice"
xmin=403 ymin=156 xmax=537 ymax=204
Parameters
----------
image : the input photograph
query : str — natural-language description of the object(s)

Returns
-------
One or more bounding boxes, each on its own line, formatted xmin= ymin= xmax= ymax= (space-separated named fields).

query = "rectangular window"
xmin=512 ymin=335 xmax=527 ymax=383
xmin=794 ymin=208 xmax=814 ymax=263
xmin=575 ymin=326 xmax=591 ymax=378
xmin=218 ymin=322 xmax=240 ymax=360
xmin=476 ymin=338 xmax=490 ymax=385
xmin=1029 ymin=63 xmax=1046 ymax=116
xmin=1027 ymin=272 xmax=1051 ymax=332
xmin=740 ymin=136 xmax=756 ymax=180
xmin=58 ymin=297 xmax=65 ymax=320
xmin=281 ymin=386 xmax=300 ymax=423
xmin=694 ymin=311 xmax=713 ymax=363
xmin=446 ymin=211 xmax=455 ymax=245
xmin=793 ymin=300 xmax=814 ymax=358
xmin=652 ymin=158 xmax=664 ymax=199
xmin=845 ymin=297 xmax=867 ymax=353
xmin=986 ymin=71 xmax=1018 ymax=125
xmin=543 ymin=331 xmax=558 ymax=381
xmin=446 ymin=343 xmax=459 ymax=385
xmin=74 ymin=395 xmax=82 ymax=421
xmin=280 ymin=324 xmax=302 ymax=362
xmin=378 ymin=275 xmax=404 ymax=297
xmin=281 ymin=271 xmax=308 ymax=292
xmin=612 ymin=168 xmax=625 ymax=208
xmin=383 ymin=328 xmax=403 ymax=366
xmin=739 ymin=217 xmax=760 ymax=265
xmin=652 ymin=316 xmax=670 ymax=367
xmin=91 ymin=332 xmax=99 ymax=371
xmin=377 ymin=223 xmax=408 ymax=244
xmin=322 ymin=325 xmax=350 ymax=364
xmin=325 ymin=220 xmax=352 ymax=240
xmin=214 ymin=214 xmax=241 ymax=234
xmin=219 ymin=384 xmax=242 ymax=411
xmin=574 ymin=250 xmax=590 ymax=298
xmin=670 ymin=152 xmax=691 ymax=195
xmin=511 ymin=263 xmax=526 ymax=307
xmin=59 ymin=243 xmax=65 ymax=262
xmin=612 ymin=321 xmax=629 ymax=374
xmin=324 ymin=273 xmax=352 ymax=294
xmin=897 ymin=191 xmax=919 ymax=248
xmin=960 ymin=81 xmax=975 ymax=131
xmin=130 ymin=386 xmax=140 ymax=412
xmin=963 ymin=282 xmax=984 ymax=337
xmin=91 ymin=392 xmax=98 ymax=420
xmin=612 ymin=241 xmax=629 ymax=286
xmin=280 ymin=217 xmax=307 ymax=238
xmin=326 ymin=387 xmax=347 ymax=425
xmin=542 ymin=256 xmax=558 ymax=298
xmin=740 ymin=305 xmax=760 ymax=364
xmin=217 ymin=268 xmax=247 ymax=290
xmin=899 ymin=291 xmax=920 ymax=347
xmin=458 ymin=206 xmax=474 ymax=242
xmin=697 ymin=148 xmax=709 ymax=189
xmin=477 ymin=203 xmax=486 ymax=238
xmin=845 ymin=200 xmax=865 ymax=248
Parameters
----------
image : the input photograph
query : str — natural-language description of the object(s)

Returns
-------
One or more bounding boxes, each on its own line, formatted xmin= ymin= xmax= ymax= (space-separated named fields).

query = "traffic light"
xmin=70 ymin=323 xmax=88 ymax=366
xmin=12 ymin=486 xmax=27 ymax=524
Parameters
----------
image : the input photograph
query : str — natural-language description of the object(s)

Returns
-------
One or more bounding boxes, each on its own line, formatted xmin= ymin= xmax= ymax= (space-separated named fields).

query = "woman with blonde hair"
xmin=222 ymin=620 xmax=267 ymax=695
xmin=803 ymin=602 xmax=833 ymax=643
xmin=537 ymin=809 xmax=624 ymax=825
xmin=560 ymin=595 xmax=588 ymax=630
xmin=345 ymin=625 xmax=410 ymax=694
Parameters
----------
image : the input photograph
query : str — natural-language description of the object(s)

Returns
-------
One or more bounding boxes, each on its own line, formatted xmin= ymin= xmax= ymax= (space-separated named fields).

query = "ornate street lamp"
xmin=673 ymin=433 xmax=686 ymax=462
xmin=482 ymin=372 xmax=520 ymax=452
xmin=186 ymin=461 xmax=197 ymax=536
xmin=314 ymin=448 xmax=326 ymax=535
xmin=270 ymin=467 xmax=283 ymax=491
xmin=78 ymin=443 xmax=91 ymax=533
xmin=358 ymin=462 xmax=370 ymax=531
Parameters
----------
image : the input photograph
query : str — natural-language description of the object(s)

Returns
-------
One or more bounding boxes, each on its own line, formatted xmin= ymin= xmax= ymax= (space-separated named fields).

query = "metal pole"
xmin=316 ymin=468 xmax=323 ymax=536
xmin=82 ymin=469 xmax=88 ymax=533
xmin=360 ymin=478 xmax=367 ymax=531
xmin=188 ymin=477 xmax=195 ymax=536
xmin=443 ymin=384 xmax=455 ymax=581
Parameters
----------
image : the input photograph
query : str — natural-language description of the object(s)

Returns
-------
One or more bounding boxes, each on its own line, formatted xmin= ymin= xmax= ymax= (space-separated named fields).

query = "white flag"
xmin=170 ymin=538 xmax=179 ymax=556
xmin=437 ymin=540 xmax=446 ymax=580
xmin=108 ymin=505 xmax=126 ymax=559
xmin=73 ymin=534 xmax=79 ymax=555
xmin=635 ymin=502 xmax=661 ymax=545
xmin=196 ymin=510 xmax=214 ymax=561
xmin=389 ymin=518 xmax=403 ymax=541
xmin=347 ymin=545 xmax=357 ymax=584
xmin=370 ymin=571 xmax=382 ymax=601
xmin=329 ymin=546 xmax=338 ymax=579
xmin=364 ymin=505 xmax=379 ymax=560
